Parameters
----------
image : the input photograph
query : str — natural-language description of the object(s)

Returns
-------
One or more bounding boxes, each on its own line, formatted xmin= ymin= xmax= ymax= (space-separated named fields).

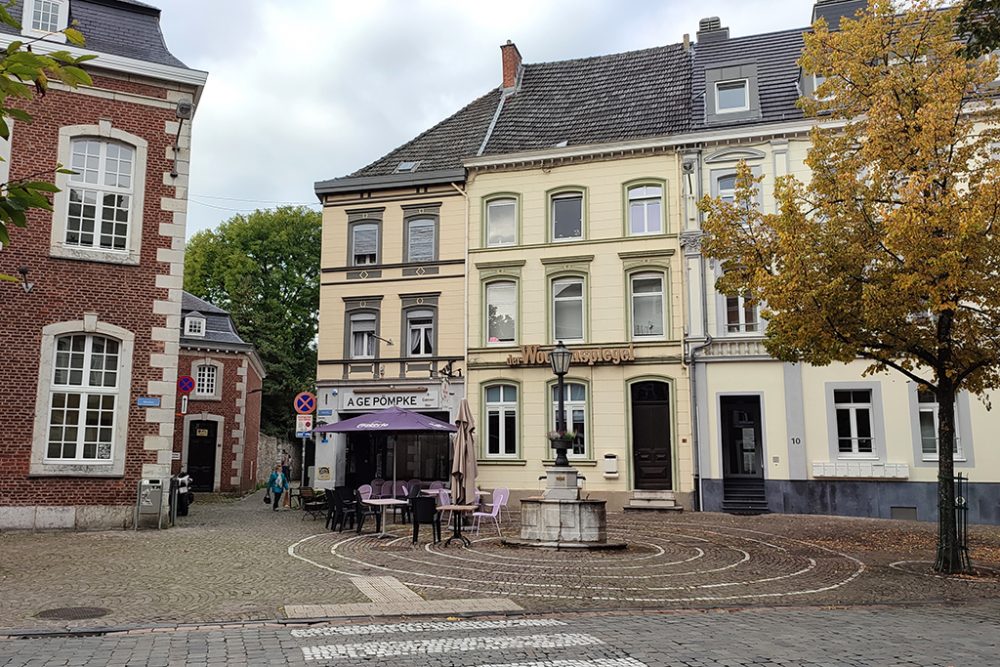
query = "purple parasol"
xmin=314 ymin=406 xmax=457 ymax=434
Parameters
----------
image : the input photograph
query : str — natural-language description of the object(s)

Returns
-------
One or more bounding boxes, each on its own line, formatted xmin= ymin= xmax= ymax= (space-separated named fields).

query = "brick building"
xmin=0 ymin=0 xmax=207 ymax=529
xmin=173 ymin=292 xmax=264 ymax=494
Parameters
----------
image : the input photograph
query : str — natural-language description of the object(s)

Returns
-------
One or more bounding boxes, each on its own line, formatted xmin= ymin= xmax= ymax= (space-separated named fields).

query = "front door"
xmin=631 ymin=381 xmax=672 ymax=490
xmin=720 ymin=396 xmax=763 ymax=479
xmin=187 ymin=420 xmax=218 ymax=492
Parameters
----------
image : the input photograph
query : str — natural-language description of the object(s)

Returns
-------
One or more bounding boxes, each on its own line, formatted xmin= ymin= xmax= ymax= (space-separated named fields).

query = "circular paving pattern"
xmin=289 ymin=521 xmax=866 ymax=605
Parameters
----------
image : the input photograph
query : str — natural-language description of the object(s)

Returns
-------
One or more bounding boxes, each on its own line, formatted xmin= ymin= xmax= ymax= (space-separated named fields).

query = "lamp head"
xmin=549 ymin=340 xmax=571 ymax=376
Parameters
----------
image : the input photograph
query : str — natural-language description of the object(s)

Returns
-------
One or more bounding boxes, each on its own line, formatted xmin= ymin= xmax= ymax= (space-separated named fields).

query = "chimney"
xmin=500 ymin=40 xmax=522 ymax=90
xmin=696 ymin=16 xmax=729 ymax=43
xmin=683 ymin=33 xmax=690 ymax=52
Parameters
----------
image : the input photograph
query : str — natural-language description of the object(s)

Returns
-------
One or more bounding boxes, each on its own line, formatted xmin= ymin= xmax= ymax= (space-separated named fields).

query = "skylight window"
xmin=395 ymin=161 xmax=420 ymax=173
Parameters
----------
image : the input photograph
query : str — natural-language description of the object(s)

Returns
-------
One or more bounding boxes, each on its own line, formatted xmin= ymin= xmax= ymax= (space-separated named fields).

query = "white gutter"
xmin=465 ymin=117 xmax=843 ymax=169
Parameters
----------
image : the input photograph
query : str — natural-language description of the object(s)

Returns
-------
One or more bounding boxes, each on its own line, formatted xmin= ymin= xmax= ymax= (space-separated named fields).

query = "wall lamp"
xmin=17 ymin=266 xmax=33 ymax=293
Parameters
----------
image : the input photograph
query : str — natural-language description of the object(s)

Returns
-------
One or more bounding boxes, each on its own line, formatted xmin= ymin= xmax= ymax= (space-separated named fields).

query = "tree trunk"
xmin=934 ymin=383 xmax=968 ymax=573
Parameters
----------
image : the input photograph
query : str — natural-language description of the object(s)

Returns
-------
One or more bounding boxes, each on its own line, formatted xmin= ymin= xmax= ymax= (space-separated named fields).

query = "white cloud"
xmin=151 ymin=0 xmax=813 ymax=236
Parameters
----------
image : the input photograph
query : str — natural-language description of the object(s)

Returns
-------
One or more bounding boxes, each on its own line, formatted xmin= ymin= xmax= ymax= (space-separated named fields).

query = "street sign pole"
xmin=293 ymin=392 xmax=316 ymax=487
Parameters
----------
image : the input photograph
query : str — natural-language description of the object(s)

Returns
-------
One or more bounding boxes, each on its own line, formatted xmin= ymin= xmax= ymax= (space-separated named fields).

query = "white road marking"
xmin=291 ymin=618 xmax=566 ymax=638
xmin=301 ymin=632 xmax=603 ymax=660
xmin=477 ymin=660 xmax=647 ymax=667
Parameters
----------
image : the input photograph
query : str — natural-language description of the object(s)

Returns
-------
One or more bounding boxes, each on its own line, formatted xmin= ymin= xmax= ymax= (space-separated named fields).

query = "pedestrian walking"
xmin=280 ymin=450 xmax=292 ymax=508
xmin=267 ymin=464 xmax=288 ymax=511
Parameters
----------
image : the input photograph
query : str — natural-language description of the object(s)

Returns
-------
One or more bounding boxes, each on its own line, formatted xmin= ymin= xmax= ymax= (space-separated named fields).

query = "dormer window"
xmin=184 ymin=316 xmax=206 ymax=337
xmin=22 ymin=0 xmax=69 ymax=42
xmin=715 ymin=79 xmax=749 ymax=113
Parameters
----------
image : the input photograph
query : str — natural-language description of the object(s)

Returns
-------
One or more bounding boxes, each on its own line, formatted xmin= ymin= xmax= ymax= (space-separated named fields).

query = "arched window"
xmin=406 ymin=309 xmax=434 ymax=357
xmin=551 ymin=382 xmax=587 ymax=458
xmin=552 ymin=276 xmax=584 ymax=342
xmin=627 ymin=184 xmax=663 ymax=235
xmin=485 ymin=197 xmax=517 ymax=246
xmin=485 ymin=281 xmax=517 ymax=345
xmin=630 ymin=272 xmax=665 ymax=339
xmin=65 ymin=139 xmax=135 ymax=252
xmin=349 ymin=312 xmax=377 ymax=358
xmin=484 ymin=384 xmax=518 ymax=458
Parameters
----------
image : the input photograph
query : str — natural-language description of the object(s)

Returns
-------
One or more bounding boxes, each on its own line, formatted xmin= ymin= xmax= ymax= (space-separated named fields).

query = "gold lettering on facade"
xmin=506 ymin=345 xmax=636 ymax=367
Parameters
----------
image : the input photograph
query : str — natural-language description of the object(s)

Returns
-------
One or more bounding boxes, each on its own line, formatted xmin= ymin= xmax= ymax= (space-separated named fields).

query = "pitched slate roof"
xmin=331 ymin=43 xmax=692 ymax=186
xmin=180 ymin=292 xmax=252 ymax=351
xmin=691 ymin=27 xmax=807 ymax=130
xmin=0 ymin=0 xmax=188 ymax=68
xmin=482 ymin=44 xmax=691 ymax=155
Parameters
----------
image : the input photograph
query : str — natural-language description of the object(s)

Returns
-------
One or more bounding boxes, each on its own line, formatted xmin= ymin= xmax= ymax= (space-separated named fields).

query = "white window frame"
xmin=486 ymin=198 xmax=517 ymax=247
xmin=627 ymin=184 xmax=663 ymax=236
xmin=21 ymin=0 xmax=68 ymax=42
xmin=725 ymin=295 xmax=760 ymax=334
xmin=551 ymin=381 xmax=588 ymax=459
xmin=552 ymin=276 xmax=585 ymax=343
xmin=715 ymin=79 xmax=750 ymax=113
xmin=834 ymin=389 xmax=876 ymax=458
xmin=184 ymin=316 xmax=206 ymax=337
xmin=193 ymin=360 xmax=223 ymax=400
xmin=406 ymin=309 xmax=434 ymax=358
xmin=484 ymin=384 xmax=518 ymax=458
xmin=550 ymin=191 xmax=583 ymax=242
xmin=485 ymin=280 xmax=518 ymax=346
xmin=349 ymin=312 xmax=377 ymax=359
xmin=916 ymin=390 xmax=964 ymax=462
xmin=31 ymin=318 xmax=134 ymax=477
xmin=630 ymin=272 xmax=666 ymax=340
xmin=50 ymin=123 xmax=147 ymax=265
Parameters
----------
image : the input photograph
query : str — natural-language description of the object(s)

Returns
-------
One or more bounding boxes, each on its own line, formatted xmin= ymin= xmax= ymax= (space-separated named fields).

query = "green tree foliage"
xmin=0 ymin=1 xmax=94 ymax=278
xmin=184 ymin=206 xmax=321 ymax=437
xmin=957 ymin=0 xmax=1000 ymax=57
xmin=700 ymin=0 xmax=1000 ymax=573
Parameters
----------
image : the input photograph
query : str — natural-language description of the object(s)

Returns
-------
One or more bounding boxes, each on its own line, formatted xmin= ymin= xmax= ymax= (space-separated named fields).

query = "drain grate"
xmin=34 ymin=607 xmax=110 ymax=621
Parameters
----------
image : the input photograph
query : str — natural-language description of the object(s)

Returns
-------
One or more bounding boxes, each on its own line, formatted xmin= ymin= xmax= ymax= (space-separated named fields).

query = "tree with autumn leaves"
xmin=700 ymin=0 xmax=1000 ymax=573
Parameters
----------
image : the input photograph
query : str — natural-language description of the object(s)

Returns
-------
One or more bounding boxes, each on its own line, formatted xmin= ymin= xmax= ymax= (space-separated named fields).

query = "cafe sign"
xmin=506 ymin=344 xmax=636 ymax=367
xmin=339 ymin=387 xmax=440 ymax=411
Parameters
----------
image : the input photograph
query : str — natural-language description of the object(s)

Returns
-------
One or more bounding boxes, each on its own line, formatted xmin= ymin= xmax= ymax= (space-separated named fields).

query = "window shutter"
xmin=408 ymin=220 xmax=434 ymax=262
xmin=354 ymin=225 xmax=377 ymax=256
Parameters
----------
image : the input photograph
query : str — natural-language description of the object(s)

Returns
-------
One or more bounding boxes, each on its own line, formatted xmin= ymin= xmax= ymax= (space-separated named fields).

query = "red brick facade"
xmin=0 ymin=59 xmax=204 ymax=528
xmin=172 ymin=350 xmax=263 ymax=493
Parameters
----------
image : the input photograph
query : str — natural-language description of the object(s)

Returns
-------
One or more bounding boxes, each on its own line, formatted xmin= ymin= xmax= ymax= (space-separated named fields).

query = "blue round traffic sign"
xmin=294 ymin=391 xmax=316 ymax=414
xmin=178 ymin=375 xmax=195 ymax=394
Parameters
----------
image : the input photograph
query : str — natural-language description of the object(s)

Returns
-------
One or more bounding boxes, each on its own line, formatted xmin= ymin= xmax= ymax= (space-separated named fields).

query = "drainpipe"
xmin=450 ymin=180 xmax=470 ymax=415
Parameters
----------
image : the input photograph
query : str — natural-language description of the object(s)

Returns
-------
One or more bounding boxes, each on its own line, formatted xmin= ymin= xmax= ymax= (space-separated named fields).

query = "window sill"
xmin=543 ymin=459 xmax=597 ymax=467
xmin=51 ymin=245 xmax=139 ymax=266
xmin=30 ymin=461 xmax=124 ymax=477
xmin=921 ymin=457 xmax=967 ymax=463
xmin=477 ymin=458 xmax=527 ymax=466
xmin=191 ymin=394 xmax=222 ymax=402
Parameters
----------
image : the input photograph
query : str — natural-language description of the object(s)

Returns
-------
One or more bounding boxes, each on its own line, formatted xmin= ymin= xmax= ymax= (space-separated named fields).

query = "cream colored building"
xmin=464 ymin=151 xmax=693 ymax=509
xmin=313 ymin=173 xmax=469 ymax=489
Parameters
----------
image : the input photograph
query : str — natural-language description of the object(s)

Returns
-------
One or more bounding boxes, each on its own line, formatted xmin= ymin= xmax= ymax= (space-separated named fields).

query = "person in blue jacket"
xmin=267 ymin=464 xmax=289 ymax=511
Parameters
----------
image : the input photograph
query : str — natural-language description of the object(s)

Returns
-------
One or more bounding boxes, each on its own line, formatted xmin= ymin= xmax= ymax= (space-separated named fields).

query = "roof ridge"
xmin=526 ymin=42 xmax=685 ymax=68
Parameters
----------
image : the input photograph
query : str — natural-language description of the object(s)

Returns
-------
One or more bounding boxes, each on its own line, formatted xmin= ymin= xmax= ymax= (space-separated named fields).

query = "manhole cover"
xmin=34 ymin=607 xmax=110 ymax=621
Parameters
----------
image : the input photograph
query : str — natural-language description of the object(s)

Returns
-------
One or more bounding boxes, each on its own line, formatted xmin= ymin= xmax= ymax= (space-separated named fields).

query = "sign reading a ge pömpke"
xmin=339 ymin=388 xmax=439 ymax=411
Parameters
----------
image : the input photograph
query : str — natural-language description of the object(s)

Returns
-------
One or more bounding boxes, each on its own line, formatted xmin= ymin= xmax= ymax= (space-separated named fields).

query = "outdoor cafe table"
xmin=438 ymin=504 xmax=477 ymax=547
xmin=362 ymin=498 xmax=407 ymax=539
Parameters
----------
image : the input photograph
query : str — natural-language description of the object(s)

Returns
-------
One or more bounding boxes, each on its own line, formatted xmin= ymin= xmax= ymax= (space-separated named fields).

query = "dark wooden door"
xmin=187 ymin=420 xmax=217 ymax=492
xmin=720 ymin=396 xmax=764 ymax=479
xmin=631 ymin=381 xmax=672 ymax=490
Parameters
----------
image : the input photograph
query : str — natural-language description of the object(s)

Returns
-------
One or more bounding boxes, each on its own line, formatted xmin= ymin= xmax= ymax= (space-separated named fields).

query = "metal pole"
xmin=555 ymin=372 xmax=568 ymax=467
xmin=300 ymin=435 xmax=307 ymax=488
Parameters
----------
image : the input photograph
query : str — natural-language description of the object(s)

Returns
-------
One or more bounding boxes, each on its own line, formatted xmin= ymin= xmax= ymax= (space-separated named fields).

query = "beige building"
xmin=465 ymin=152 xmax=692 ymax=509
xmin=313 ymin=173 xmax=471 ymax=489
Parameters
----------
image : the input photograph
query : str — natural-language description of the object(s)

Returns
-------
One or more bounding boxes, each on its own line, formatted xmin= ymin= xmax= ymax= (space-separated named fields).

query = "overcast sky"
xmin=150 ymin=0 xmax=809 ymax=237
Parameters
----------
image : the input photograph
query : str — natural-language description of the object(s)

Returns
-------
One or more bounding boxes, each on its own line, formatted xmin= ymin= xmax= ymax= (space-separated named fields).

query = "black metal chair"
xmin=411 ymin=495 xmax=441 ymax=544
xmin=355 ymin=489 xmax=382 ymax=534
xmin=399 ymin=484 xmax=421 ymax=524
xmin=326 ymin=488 xmax=355 ymax=532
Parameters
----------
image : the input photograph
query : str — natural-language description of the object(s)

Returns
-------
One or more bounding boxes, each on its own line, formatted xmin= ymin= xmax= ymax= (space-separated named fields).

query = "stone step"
xmin=631 ymin=489 xmax=676 ymax=500
xmin=627 ymin=498 xmax=679 ymax=508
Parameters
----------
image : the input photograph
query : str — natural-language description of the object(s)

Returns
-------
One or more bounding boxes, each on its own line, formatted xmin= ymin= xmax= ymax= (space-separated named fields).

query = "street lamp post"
xmin=549 ymin=340 xmax=572 ymax=467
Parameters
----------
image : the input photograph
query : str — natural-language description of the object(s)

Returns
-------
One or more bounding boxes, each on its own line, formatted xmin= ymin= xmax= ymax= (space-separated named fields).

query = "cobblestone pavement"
xmin=1 ymin=490 xmax=999 ymax=633
xmin=1 ymin=603 xmax=999 ymax=666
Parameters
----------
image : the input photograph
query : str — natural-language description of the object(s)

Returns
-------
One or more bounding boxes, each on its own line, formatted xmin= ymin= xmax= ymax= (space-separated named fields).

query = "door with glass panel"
xmin=720 ymin=396 xmax=763 ymax=478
